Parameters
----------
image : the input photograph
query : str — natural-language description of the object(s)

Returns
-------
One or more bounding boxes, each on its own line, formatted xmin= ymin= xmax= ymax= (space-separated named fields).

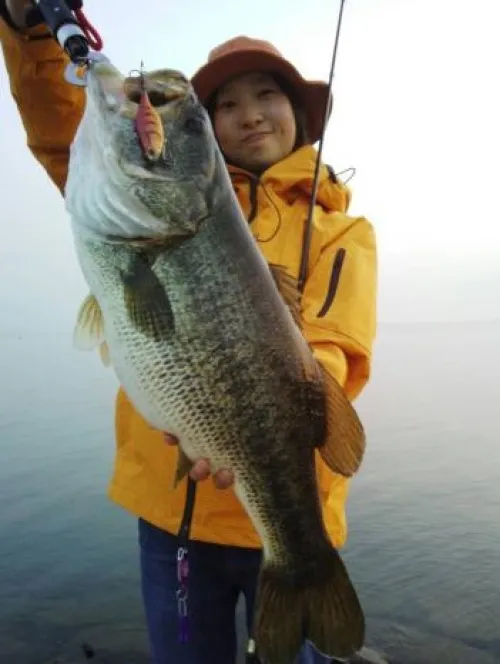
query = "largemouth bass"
xmin=65 ymin=56 xmax=367 ymax=663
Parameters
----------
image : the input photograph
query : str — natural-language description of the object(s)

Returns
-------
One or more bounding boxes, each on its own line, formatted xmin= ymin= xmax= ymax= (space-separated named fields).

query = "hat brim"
xmin=191 ymin=50 xmax=332 ymax=145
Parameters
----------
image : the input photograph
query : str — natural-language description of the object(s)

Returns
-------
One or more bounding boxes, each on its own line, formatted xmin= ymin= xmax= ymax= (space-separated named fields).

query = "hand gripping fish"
xmin=65 ymin=57 xmax=367 ymax=664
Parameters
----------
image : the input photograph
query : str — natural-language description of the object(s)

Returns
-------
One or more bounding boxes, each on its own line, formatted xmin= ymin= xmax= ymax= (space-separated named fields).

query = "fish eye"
xmin=183 ymin=115 xmax=204 ymax=134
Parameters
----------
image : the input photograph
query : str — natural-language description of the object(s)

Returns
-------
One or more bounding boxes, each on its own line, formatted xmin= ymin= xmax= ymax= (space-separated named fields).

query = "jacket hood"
xmin=228 ymin=145 xmax=352 ymax=214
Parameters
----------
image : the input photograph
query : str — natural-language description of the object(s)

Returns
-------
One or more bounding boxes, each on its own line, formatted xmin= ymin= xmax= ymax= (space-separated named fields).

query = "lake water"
xmin=1 ymin=318 xmax=499 ymax=664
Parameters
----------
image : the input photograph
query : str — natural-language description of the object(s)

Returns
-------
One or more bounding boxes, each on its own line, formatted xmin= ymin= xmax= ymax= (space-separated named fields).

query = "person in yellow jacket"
xmin=1 ymin=3 xmax=377 ymax=663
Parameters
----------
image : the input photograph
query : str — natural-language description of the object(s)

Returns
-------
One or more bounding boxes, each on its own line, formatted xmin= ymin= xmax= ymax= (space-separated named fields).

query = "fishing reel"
xmin=24 ymin=0 xmax=105 ymax=86
xmin=26 ymin=0 xmax=89 ymax=64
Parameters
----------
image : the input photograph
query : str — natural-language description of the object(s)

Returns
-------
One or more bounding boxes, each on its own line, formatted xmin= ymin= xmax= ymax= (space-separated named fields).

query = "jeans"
xmin=139 ymin=518 xmax=333 ymax=664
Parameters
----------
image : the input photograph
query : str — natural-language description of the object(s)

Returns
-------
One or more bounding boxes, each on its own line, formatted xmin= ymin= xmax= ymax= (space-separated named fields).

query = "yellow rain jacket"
xmin=1 ymin=20 xmax=377 ymax=550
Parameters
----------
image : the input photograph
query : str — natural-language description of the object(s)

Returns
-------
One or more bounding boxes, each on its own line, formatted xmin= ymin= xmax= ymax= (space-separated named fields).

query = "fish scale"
xmin=66 ymin=58 xmax=367 ymax=663
xmin=75 ymin=213 xmax=317 ymax=492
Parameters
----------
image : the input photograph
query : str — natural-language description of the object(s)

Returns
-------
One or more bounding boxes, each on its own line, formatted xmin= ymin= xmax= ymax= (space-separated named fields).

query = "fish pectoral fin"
xmin=99 ymin=341 xmax=112 ymax=367
xmin=74 ymin=294 xmax=112 ymax=367
xmin=172 ymin=447 xmax=194 ymax=489
xmin=122 ymin=255 xmax=174 ymax=340
xmin=268 ymin=263 xmax=302 ymax=328
xmin=319 ymin=366 xmax=366 ymax=477
xmin=73 ymin=293 xmax=105 ymax=351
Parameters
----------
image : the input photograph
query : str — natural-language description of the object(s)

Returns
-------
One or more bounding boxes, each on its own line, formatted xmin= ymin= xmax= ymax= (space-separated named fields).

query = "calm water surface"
xmin=1 ymin=319 xmax=499 ymax=664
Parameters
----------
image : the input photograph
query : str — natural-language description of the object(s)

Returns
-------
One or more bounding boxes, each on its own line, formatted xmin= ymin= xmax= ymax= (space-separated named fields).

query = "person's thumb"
xmin=164 ymin=432 xmax=179 ymax=445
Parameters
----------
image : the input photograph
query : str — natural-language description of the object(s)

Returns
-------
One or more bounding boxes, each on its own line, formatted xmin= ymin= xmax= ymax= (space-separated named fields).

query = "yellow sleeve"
xmin=301 ymin=214 xmax=378 ymax=401
xmin=0 ymin=18 xmax=85 ymax=193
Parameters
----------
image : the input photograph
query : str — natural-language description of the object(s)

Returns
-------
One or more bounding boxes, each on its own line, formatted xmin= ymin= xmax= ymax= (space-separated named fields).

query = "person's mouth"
xmin=241 ymin=131 xmax=272 ymax=145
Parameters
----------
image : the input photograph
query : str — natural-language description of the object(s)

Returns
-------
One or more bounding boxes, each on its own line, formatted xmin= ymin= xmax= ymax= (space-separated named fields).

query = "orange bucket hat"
xmin=191 ymin=36 xmax=332 ymax=145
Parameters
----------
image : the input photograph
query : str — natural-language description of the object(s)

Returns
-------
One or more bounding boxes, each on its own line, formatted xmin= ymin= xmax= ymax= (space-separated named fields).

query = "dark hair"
xmin=272 ymin=74 xmax=310 ymax=148
xmin=204 ymin=72 xmax=310 ymax=150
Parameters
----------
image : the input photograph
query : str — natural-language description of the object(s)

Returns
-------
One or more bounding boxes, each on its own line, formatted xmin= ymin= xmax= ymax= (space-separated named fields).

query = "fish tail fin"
xmin=254 ymin=547 xmax=365 ymax=664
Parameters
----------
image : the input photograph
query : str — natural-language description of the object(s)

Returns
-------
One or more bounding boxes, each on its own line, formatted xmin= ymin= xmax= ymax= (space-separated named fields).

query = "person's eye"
xmin=217 ymin=100 xmax=236 ymax=110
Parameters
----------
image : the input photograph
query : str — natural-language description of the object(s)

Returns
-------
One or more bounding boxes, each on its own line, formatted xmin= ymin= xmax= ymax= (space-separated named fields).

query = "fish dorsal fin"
xmin=74 ymin=293 xmax=105 ymax=350
xmin=318 ymin=366 xmax=366 ymax=477
xmin=268 ymin=263 xmax=302 ymax=328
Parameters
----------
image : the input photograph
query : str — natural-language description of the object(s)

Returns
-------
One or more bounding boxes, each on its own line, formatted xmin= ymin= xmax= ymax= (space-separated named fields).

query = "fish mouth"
xmin=88 ymin=60 xmax=190 ymax=177
xmin=90 ymin=60 xmax=188 ymax=113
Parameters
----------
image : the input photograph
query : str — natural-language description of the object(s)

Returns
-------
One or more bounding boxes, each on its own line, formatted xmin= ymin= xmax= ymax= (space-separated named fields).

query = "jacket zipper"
xmin=317 ymin=248 xmax=346 ymax=318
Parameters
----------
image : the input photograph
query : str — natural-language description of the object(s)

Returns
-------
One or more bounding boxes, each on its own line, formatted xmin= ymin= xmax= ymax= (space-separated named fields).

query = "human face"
xmin=212 ymin=71 xmax=297 ymax=173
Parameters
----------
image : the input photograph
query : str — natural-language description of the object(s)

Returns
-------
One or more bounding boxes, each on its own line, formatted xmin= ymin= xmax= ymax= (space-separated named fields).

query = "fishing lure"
xmin=134 ymin=62 xmax=166 ymax=162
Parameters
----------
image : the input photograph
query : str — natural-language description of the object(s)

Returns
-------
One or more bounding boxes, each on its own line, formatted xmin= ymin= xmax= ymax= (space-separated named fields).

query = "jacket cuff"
xmin=0 ymin=0 xmax=55 ymax=40
xmin=0 ymin=10 xmax=66 ymax=62
xmin=0 ymin=0 xmax=20 ymax=31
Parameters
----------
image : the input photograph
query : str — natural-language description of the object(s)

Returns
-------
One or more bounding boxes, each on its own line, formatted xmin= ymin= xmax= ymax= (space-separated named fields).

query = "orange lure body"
xmin=135 ymin=90 xmax=165 ymax=162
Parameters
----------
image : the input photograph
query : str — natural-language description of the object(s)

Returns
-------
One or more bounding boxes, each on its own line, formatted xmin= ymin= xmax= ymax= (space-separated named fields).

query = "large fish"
xmin=65 ymin=55 xmax=367 ymax=663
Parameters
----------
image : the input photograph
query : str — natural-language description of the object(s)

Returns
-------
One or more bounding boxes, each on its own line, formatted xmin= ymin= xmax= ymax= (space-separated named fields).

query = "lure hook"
xmin=128 ymin=60 xmax=146 ymax=89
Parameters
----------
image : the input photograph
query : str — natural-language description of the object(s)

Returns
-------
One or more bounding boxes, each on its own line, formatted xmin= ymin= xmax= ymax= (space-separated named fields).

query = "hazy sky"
xmin=1 ymin=0 xmax=499 ymax=325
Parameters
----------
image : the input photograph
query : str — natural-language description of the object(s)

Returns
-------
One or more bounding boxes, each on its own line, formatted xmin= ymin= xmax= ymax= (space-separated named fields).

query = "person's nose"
xmin=238 ymin=102 xmax=264 ymax=128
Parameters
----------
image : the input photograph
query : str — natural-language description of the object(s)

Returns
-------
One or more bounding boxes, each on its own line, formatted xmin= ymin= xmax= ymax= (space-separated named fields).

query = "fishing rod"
xmin=24 ymin=0 xmax=104 ymax=83
xmin=297 ymin=0 xmax=348 ymax=294
xmin=245 ymin=4 xmax=350 ymax=661
xmin=28 ymin=0 xmax=89 ymax=62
